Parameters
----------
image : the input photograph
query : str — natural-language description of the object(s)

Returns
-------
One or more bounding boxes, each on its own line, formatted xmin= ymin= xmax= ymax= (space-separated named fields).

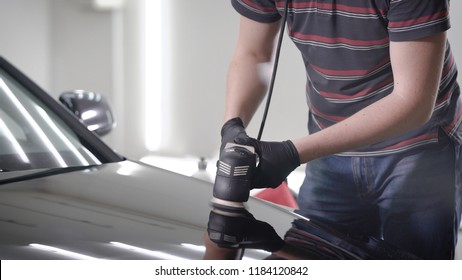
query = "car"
xmin=0 ymin=56 xmax=419 ymax=260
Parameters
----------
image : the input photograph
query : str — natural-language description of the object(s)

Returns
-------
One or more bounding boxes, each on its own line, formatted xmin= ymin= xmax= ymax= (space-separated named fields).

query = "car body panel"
xmin=0 ymin=160 xmax=298 ymax=259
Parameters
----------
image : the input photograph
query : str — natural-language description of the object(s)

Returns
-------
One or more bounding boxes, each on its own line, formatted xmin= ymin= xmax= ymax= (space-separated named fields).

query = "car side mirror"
xmin=59 ymin=90 xmax=116 ymax=136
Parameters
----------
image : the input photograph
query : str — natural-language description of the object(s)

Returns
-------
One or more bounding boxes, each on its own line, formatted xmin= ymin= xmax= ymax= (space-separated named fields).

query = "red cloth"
xmin=254 ymin=181 xmax=298 ymax=209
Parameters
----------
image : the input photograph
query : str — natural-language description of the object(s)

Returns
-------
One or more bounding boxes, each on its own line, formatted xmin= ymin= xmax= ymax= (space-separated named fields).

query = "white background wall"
xmin=0 ymin=0 xmax=461 ymax=161
xmin=0 ymin=0 xmax=306 ymax=160
xmin=0 ymin=0 xmax=52 ymax=90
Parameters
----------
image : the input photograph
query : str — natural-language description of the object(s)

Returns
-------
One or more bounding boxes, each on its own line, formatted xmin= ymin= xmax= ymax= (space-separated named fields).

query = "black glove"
xmin=234 ymin=137 xmax=300 ymax=189
xmin=220 ymin=118 xmax=249 ymax=152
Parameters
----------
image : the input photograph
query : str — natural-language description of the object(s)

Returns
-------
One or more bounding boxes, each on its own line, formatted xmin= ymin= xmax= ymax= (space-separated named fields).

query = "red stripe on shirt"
xmin=241 ymin=0 xmax=277 ymax=12
xmin=381 ymin=133 xmax=438 ymax=151
xmin=310 ymin=104 xmax=346 ymax=122
xmin=291 ymin=32 xmax=389 ymax=47
xmin=310 ymin=57 xmax=390 ymax=77
xmin=276 ymin=1 xmax=386 ymax=15
xmin=389 ymin=10 xmax=449 ymax=28
xmin=320 ymin=77 xmax=393 ymax=99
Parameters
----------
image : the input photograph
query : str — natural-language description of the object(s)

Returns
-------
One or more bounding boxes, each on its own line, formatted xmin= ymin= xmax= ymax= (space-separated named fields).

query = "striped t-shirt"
xmin=232 ymin=0 xmax=462 ymax=156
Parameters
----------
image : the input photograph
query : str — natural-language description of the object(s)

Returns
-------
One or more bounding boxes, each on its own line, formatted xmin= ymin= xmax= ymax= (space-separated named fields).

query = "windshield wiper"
xmin=0 ymin=165 xmax=98 ymax=185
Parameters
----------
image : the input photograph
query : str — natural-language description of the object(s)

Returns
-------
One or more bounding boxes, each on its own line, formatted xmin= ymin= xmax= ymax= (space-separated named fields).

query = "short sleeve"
xmin=231 ymin=0 xmax=282 ymax=23
xmin=388 ymin=0 xmax=450 ymax=41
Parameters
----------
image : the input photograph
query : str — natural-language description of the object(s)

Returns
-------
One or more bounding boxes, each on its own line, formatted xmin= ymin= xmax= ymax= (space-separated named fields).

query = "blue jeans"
xmin=297 ymin=131 xmax=462 ymax=259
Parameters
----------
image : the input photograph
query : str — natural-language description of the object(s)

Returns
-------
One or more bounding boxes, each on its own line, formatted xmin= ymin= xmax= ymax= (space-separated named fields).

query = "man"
xmin=220 ymin=0 xmax=462 ymax=259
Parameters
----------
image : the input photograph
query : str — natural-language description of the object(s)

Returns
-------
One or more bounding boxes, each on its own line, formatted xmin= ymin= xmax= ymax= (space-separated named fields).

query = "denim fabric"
xmin=297 ymin=131 xmax=462 ymax=259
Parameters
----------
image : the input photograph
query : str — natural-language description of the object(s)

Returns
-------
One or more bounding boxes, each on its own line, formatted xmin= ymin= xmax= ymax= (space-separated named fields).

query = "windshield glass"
xmin=0 ymin=68 xmax=102 ymax=172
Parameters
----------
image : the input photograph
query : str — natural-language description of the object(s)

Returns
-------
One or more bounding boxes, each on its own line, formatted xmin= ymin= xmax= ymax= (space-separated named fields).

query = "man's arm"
xmin=292 ymin=32 xmax=447 ymax=163
xmin=224 ymin=16 xmax=281 ymax=127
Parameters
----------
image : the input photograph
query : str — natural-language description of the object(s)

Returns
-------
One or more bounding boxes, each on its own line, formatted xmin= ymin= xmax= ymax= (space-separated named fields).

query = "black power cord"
xmin=236 ymin=1 xmax=290 ymax=259
xmin=257 ymin=0 xmax=290 ymax=141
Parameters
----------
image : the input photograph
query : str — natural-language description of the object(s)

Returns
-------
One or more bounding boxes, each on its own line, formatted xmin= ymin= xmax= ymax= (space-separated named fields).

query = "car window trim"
xmin=0 ymin=56 xmax=124 ymax=163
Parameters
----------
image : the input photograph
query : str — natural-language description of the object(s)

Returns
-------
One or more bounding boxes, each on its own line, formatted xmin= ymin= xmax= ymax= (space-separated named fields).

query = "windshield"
xmin=0 ymin=68 xmax=103 ymax=172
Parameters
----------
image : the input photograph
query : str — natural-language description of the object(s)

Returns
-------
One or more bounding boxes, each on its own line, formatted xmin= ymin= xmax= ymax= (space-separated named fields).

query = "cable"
xmin=257 ymin=0 xmax=290 ymax=141
xmin=220 ymin=2 xmax=291 ymax=260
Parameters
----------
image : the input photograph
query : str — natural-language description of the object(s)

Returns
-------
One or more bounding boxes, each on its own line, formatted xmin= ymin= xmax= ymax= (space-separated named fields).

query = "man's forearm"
xmin=292 ymin=91 xmax=436 ymax=163
xmin=223 ymin=17 xmax=280 ymax=126
xmin=224 ymin=55 xmax=272 ymax=126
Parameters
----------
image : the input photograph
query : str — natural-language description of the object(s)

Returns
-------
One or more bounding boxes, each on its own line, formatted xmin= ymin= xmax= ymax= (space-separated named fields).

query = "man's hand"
xmin=235 ymin=137 xmax=300 ymax=188
xmin=220 ymin=118 xmax=250 ymax=152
